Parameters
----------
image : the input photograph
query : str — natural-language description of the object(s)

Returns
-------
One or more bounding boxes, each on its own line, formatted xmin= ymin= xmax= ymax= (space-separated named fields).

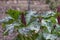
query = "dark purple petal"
xmin=21 ymin=13 xmax=26 ymax=26
xmin=53 ymin=25 xmax=56 ymax=29
xmin=57 ymin=6 xmax=60 ymax=24
xmin=57 ymin=16 xmax=60 ymax=25
xmin=57 ymin=6 xmax=60 ymax=12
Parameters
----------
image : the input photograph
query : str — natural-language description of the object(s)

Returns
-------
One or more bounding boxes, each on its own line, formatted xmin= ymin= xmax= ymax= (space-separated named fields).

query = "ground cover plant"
xmin=1 ymin=8 xmax=60 ymax=40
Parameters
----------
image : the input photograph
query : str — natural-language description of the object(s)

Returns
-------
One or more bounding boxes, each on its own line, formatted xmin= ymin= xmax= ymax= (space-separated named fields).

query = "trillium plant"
xmin=1 ymin=8 xmax=60 ymax=40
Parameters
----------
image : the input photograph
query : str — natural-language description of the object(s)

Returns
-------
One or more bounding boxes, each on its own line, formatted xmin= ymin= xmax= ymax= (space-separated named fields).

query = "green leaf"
xmin=3 ymin=30 xmax=8 ymax=36
xmin=2 ymin=23 xmax=6 ymax=28
xmin=50 ymin=17 xmax=56 ymax=24
xmin=6 ymin=9 xmax=21 ymax=20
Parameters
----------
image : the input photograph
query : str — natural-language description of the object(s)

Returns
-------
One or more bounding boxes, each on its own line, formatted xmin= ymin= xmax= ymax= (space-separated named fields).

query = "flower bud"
xmin=57 ymin=6 xmax=60 ymax=24
xmin=21 ymin=12 xmax=26 ymax=26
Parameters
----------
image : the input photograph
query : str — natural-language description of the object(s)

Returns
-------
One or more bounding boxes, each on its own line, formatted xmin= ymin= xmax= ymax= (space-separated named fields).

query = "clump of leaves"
xmin=2 ymin=8 xmax=60 ymax=40
xmin=6 ymin=9 xmax=21 ymax=20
